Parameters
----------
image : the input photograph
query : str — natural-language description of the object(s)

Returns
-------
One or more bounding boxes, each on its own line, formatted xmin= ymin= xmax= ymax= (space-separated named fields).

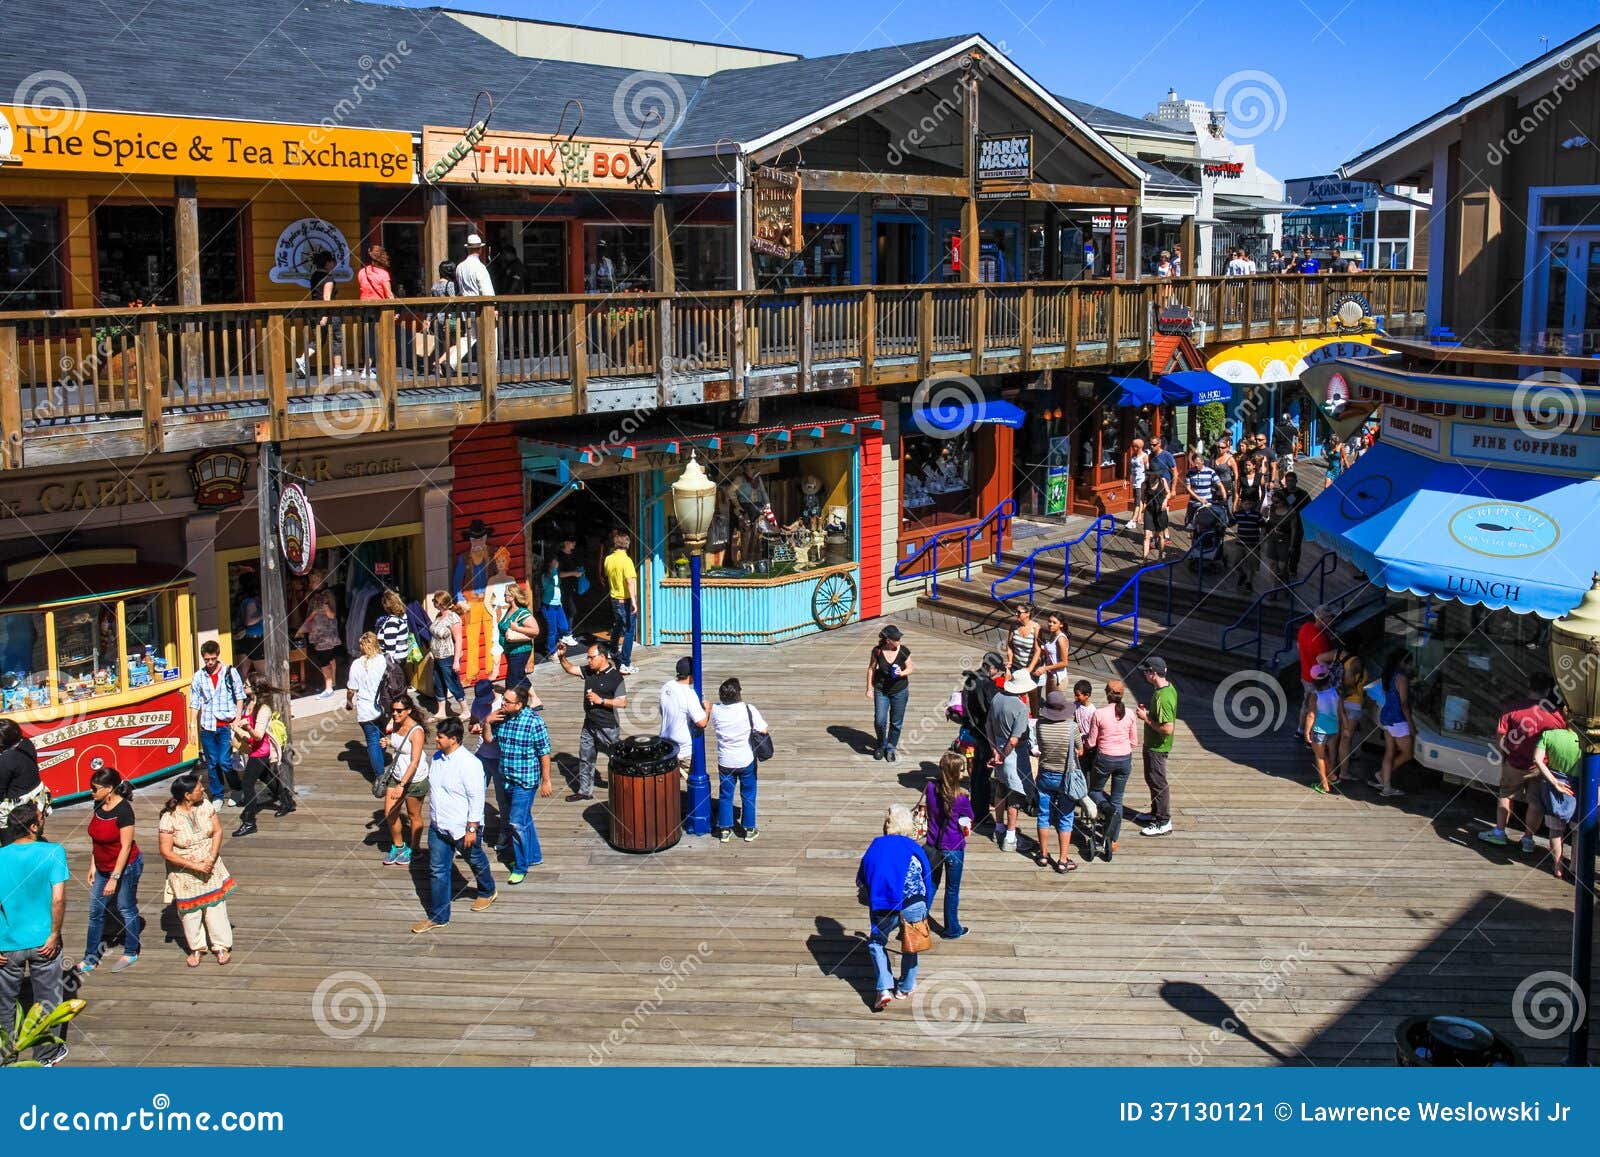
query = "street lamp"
xmin=1549 ymin=571 xmax=1600 ymax=1066
xmin=671 ymin=452 xmax=717 ymax=836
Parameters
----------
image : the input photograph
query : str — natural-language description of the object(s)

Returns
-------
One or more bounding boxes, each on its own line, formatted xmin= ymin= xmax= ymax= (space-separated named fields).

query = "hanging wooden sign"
xmin=752 ymin=166 xmax=802 ymax=258
xmin=277 ymin=482 xmax=317 ymax=576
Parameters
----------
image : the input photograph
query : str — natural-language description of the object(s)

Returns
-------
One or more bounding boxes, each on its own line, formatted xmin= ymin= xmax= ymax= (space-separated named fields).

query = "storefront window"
xmin=94 ymin=204 xmax=244 ymax=306
xmin=123 ymin=593 xmax=173 ymax=678
xmin=380 ymin=221 xmax=423 ymax=297
xmin=1389 ymin=600 xmax=1551 ymax=741
xmin=755 ymin=220 xmax=854 ymax=288
xmin=487 ymin=220 xmax=567 ymax=294
xmin=0 ymin=593 xmax=180 ymax=706
xmin=0 ymin=205 xmax=66 ymax=310
xmin=0 ymin=612 xmax=49 ymax=708
xmin=673 ymin=225 xmax=734 ymax=291
xmin=584 ymin=224 xmax=652 ymax=292
xmin=902 ymin=428 xmax=977 ymax=530
xmin=667 ymin=453 xmax=854 ymax=576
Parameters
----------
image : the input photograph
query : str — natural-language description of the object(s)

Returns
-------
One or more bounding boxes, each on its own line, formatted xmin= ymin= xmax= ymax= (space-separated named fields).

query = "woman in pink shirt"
xmin=1085 ymin=679 xmax=1138 ymax=861
xmin=356 ymin=243 xmax=394 ymax=379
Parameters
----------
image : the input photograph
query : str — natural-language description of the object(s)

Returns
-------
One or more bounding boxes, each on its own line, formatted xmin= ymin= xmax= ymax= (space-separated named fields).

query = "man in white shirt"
xmin=455 ymin=234 xmax=495 ymax=297
xmin=412 ymin=718 xmax=496 ymax=934
xmin=659 ymin=657 xmax=710 ymax=783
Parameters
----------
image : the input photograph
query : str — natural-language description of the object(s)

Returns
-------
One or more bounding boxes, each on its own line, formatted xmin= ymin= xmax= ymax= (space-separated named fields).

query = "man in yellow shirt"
xmin=604 ymin=531 xmax=639 ymax=674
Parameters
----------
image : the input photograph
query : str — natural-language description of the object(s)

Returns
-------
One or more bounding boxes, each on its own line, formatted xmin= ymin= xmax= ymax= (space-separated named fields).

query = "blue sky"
xmin=429 ymin=0 xmax=1599 ymax=177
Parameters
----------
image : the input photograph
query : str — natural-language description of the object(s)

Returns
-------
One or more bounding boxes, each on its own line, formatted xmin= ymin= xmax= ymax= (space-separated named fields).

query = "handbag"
xmin=911 ymin=801 xmax=930 ymax=844
xmin=900 ymin=913 xmax=932 ymax=954
xmin=747 ymin=705 xmax=774 ymax=762
xmin=1067 ymin=763 xmax=1089 ymax=803
xmin=406 ymin=633 xmax=425 ymax=665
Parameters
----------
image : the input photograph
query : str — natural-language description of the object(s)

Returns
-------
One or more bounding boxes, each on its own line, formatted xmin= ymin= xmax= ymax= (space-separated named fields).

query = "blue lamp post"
xmin=1550 ymin=573 xmax=1600 ymax=1066
xmin=672 ymin=453 xmax=717 ymax=836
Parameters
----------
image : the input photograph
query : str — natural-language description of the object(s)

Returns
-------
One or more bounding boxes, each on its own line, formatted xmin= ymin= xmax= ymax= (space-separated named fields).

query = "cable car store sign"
xmin=0 ymin=107 xmax=413 ymax=182
xmin=421 ymin=126 xmax=660 ymax=190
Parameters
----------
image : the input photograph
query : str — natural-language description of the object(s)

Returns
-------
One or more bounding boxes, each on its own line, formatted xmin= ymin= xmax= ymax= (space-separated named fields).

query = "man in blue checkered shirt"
xmin=485 ymin=687 xmax=551 ymax=883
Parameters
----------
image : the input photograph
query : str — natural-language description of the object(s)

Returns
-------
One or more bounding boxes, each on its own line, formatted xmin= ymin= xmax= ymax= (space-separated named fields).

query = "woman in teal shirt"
xmin=497 ymin=584 xmax=539 ymax=691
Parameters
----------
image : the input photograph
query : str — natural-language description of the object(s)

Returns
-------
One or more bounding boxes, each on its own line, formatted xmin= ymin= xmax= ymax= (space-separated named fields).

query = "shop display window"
xmin=901 ymin=428 xmax=977 ymax=530
xmin=486 ymin=220 xmax=567 ymax=294
xmin=667 ymin=453 xmax=853 ymax=578
xmin=673 ymin=225 xmax=735 ymax=291
xmin=584 ymin=224 xmax=652 ymax=293
xmin=756 ymin=221 xmax=854 ymax=288
xmin=94 ymin=204 xmax=244 ymax=306
xmin=0 ymin=205 xmax=66 ymax=310
xmin=0 ymin=591 xmax=182 ymax=711
xmin=1386 ymin=600 xmax=1550 ymax=741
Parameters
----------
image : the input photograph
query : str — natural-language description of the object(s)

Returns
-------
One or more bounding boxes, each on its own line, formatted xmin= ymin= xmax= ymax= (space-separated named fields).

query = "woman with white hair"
xmin=856 ymin=804 xmax=932 ymax=1011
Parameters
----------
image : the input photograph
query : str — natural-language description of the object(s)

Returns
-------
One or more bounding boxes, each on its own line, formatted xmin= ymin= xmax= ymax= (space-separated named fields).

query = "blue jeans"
xmin=427 ymin=824 xmax=496 ymax=925
xmin=1035 ymin=773 xmax=1076 ymax=833
xmin=928 ymin=848 xmax=965 ymax=936
xmin=504 ymin=649 xmax=531 ymax=691
xmin=717 ymin=762 xmax=758 ymax=832
xmin=873 ymin=686 xmax=909 ymax=755
xmin=868 ymin=901 xmax=926 ymax=995
xmin=199 ymin=725 xmax=238 ymax=801
xmin=500 ymin=777 xmax=543 ymax=872
xmin=1091 ymin=751 xmax=1133 ymax=845
xmin=433 ymin=655 xmax=464 ymax=702
xmin=611 ymin=600 xmax=636 ymax=665
xmin=83 ymin=852 xmax=143 ymax=963
xmin=542 ymin=604 xmax=569 ymax=655
xmin=359 ymin=720 xmax=386 ymax=779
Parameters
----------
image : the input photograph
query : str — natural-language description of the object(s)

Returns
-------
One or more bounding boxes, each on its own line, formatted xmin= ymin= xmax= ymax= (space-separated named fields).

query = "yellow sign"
xmin=421 ymin=126 xmax=659 ymax=190
xmin=1205 ymin=335 xmax=1381 ymax=386
xmin=0 ymin=106 xmax=414 ymax=183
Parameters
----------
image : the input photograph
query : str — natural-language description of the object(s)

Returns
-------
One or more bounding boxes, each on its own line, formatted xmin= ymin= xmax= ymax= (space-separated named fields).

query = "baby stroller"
xmin=945 ymin=688 xmax=978 ymax=777
xmin=1187 ymin=500 xmax=1230 ymax=574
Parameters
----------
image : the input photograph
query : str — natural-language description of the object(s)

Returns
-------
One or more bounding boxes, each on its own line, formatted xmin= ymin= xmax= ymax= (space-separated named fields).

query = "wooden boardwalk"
xmin=49 ymin=622 xmax=1588 ymax=1066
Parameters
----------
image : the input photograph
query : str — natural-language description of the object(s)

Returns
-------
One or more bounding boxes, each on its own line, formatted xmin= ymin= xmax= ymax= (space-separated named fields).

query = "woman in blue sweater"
xmin=857 ymin=804 xmax=933 ymax=1011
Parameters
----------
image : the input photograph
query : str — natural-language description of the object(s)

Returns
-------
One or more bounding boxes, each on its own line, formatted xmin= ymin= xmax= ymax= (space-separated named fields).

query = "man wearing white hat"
xmin=985 ymin=669 xmax=1035 ymax=852
xmin=455 ymin=233 xmax=496 ymax=297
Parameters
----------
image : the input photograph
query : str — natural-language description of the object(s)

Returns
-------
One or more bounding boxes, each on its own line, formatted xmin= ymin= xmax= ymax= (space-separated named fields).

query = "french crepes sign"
xmin=24 ymin=690 xmax=190 ymax=797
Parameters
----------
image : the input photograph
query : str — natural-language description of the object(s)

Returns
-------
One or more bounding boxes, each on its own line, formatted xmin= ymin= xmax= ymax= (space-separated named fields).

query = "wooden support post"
xmin=263 ymin=315 xmax=288 ymax=442
xmin=255 ymin=440 xmax=293 ymax=788
xmin=422 ymin=186 xmax=449 ymax=289
xmin=1043 ymin=204 xmax=1060 ymax=281
xmin=960 ymin=76 xmax=979 ymax=286
xmin=1269 ymin=276 xmax=1281 ymax=338
xmin=657 ymin=298 xmax=674 ymax=406
xmin=1180 ymin=214 xmax=1197 ymax=280
xmin=799 ymin=295 xmax=814 ymax=391
xmin=571 ymin=302 xmax=589 ymax=413
xmin=478 ymin=304 xmax=499 ymax=421
xmin=1066 ymin=287 xmax=1080 ymax=367
xmin=970 ymin=286 xmax=986 ymax=375
xmin=917 ymin=289 xmax=934 ymax=380
xmin=739 ymin=179 xmax=756 ymax=292
xmin=1243 ymin=278 xmax=1254 ymax=335
xmin=1125 ymin=205 xmax=1143 ymax=282
xmin=378 ymin=308 xmax=398 ymax=428
xmin=860 ymin=289 xmax=877 ymax=385
xmin=652 ymin=199 xmax=676 ymax=294
xmin=174 ymin=178 xmax=203 ymax=396
xmin=0 ymin=327 xmax=19 ymax=470
xmin=729 ymin=297 xmax=746 ymax=399
xmin=1020 ymin=286 xmax=1034 ymax=371
xmin=139 ymin=319 xmax=165 ymax=454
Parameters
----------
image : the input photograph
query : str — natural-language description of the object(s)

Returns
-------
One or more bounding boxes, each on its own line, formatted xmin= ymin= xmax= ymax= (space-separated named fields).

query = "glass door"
xmin=1533 ymin=231 xmax=1600 ymax=354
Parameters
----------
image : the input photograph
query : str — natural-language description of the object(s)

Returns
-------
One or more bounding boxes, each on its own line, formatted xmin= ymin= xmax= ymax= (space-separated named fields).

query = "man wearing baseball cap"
xmin=986 ymin=669 xmax=1036 ymax=852
xmin=1134 ymin=657 xmax=1177 ymax=836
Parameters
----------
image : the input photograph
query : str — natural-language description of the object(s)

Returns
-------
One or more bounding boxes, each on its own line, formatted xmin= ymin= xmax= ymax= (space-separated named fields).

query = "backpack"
xmin=374 ymin=657 xmax=408 ymax=716
xmin=266 ymin=710 xmax=289 ymax=766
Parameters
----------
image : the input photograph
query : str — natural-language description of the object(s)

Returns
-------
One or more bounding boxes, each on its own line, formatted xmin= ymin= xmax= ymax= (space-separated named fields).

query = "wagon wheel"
xmin=811 ymin=571 xmax=857 ymax=630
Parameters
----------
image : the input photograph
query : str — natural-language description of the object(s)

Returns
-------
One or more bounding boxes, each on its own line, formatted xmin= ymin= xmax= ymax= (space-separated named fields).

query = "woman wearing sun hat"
xmin=984 ymin=668 xmax=1036 ymax=853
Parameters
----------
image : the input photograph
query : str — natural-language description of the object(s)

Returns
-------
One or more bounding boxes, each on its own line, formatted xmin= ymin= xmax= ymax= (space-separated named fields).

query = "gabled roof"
xmin=1054 ymin=96 xmax=1194 ymax=141
xmin=1135 ymin=159 xmax=1200 ymax=195
xmin=0 ymin=0 xmax=697 ymax=139
xmin=665 ymin=35 xmax=974 ymax=150
xmin=1344 ymin=20 xmax=1600 ymax=178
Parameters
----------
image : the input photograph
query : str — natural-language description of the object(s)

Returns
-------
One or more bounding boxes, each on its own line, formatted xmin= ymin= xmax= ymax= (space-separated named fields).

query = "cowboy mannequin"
xmin=453 ymin=519 xmax=512 ymax=686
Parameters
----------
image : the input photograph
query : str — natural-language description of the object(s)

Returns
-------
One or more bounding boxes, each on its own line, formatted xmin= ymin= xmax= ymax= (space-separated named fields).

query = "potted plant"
xmin=672 ymin=556 xmax=689 ymax=578
xmin=2 ymin=999 xmax=86 ymax=1067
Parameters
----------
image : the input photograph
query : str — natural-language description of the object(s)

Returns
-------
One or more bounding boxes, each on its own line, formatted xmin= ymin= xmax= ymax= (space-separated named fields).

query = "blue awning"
xmin=1109 ymin=376 xmax=1162 ymax=408
xmin=1158 ymin=371 xmax=1233 ymax=406
xmin=911 ymin=398 xmax=1026 ymax=432
xmin=1301 ymin=442 xmax=1600 ymax=619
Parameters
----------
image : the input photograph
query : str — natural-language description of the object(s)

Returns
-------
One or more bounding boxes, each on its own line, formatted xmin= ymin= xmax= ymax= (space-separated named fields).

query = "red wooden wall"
xmin=858 ymin=386 xmax=883 ymax=621
xmin=448 ymin=423 xmax=526 ymax=582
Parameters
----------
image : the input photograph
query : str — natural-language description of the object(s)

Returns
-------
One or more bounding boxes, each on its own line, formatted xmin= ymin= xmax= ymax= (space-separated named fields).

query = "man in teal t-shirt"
xmin=1135 ymin=657 xmax=1178 ymax=836
xmin=0 ymin=802 xmax=70 ymax=1065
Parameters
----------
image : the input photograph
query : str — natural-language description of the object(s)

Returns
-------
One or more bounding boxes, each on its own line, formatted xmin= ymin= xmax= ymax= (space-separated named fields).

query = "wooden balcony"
xmin=0 ymin=272 xmax=1426 ymax=469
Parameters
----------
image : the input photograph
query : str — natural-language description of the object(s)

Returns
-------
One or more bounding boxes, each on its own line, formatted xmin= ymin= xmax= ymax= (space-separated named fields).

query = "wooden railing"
xmin=0 ymin=272 xmax=1427 ymax=469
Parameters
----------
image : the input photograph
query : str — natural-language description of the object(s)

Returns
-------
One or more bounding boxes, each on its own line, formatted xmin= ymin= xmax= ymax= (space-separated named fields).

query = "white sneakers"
xmin=1001 ymin=830 xmax=1018 ymax=851
xmin=1140 ymin=821 xmax=1172 ymax=837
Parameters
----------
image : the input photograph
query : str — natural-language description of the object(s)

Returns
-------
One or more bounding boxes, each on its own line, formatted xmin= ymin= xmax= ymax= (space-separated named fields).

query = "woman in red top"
xmin=356 ymin=243 xmax=394 ymax=379
xmin=77 ymin=767 xmax=142 ymax=973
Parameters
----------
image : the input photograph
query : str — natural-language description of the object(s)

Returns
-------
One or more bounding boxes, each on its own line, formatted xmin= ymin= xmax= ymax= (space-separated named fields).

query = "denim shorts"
xmin=1035 ymin=775 xmax=1073 ymax=832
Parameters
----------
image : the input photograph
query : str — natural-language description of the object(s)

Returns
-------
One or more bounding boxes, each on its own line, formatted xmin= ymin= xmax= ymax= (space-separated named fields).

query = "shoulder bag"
xmin=900 ymin=912 xmax=932 ymax=954
xmin=746 ymin=705 xmax=774 ymax=762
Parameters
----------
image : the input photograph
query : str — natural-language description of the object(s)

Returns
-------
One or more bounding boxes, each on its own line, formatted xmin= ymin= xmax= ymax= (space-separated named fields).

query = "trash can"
xmin=1394 ymin=1015 xmax=1522 ymax=1066
xmin=607 ymin=735 xmax=682 ymax=853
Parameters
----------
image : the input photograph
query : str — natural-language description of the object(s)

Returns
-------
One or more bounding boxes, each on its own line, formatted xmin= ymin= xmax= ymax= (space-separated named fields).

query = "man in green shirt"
xmin=1531 ymin=726 xmax=1582 ymax=881
xmin=1134 ymin=656 xmax=1177 ymax=836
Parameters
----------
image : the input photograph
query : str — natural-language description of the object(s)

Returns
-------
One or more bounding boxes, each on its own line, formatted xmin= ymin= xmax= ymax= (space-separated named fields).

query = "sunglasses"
xmin=390 ymin=706 xmax=408 ymax=714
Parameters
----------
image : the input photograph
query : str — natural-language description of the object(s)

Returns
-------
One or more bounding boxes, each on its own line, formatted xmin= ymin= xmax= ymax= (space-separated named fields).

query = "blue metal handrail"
xmin=989 ymin=515 xmax=1118 ymax=605
xmin=893 ymin=498 xmax=1016 ymax=599
xmin=1218 ymin=551 xmax=1339 ymax=669
xmin=1095 ymin=529 xmax=1218 ymax=648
